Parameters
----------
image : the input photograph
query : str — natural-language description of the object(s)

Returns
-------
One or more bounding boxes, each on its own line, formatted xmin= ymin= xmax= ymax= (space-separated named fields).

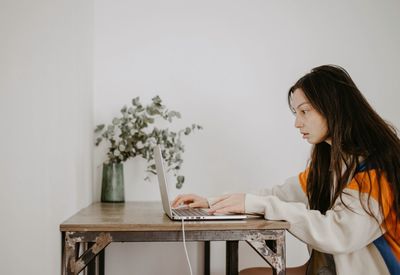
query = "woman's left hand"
xmin=209 ymin=193 xmax=245 ymax=214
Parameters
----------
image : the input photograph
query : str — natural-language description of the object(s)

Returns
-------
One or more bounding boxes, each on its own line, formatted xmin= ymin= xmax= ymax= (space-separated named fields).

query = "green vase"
xmin=101 ymin=163 xmax=125 ymax=203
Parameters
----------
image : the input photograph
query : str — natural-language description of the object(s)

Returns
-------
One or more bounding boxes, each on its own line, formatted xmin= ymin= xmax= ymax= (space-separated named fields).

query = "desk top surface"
xmin=60 ymin=201 xmax=290 ymax=232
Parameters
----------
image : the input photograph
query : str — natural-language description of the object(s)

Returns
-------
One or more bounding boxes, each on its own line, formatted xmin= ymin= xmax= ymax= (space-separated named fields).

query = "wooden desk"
xmin=60 ymin=202 xmax=289 ymax=275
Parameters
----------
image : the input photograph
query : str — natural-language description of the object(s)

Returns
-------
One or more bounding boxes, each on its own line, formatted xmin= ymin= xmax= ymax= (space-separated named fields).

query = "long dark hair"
xmin=288 ymin=65 xmax=400 ymax=232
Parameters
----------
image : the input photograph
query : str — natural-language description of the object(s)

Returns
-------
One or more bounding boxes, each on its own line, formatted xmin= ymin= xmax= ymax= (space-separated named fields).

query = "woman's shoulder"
xmin=347 ymin=166 xmax=394 ymax=214
xmin=349 ymin=164 xmax=390 ymax=191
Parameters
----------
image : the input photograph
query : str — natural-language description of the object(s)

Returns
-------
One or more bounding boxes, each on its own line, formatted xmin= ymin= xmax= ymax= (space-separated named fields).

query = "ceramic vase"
xmin=101 ymin=163 xmax=125 ymax=202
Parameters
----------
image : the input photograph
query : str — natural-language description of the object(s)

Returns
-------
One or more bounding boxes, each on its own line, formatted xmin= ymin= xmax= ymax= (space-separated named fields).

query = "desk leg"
xmin=87 ymin=243 xmax=96 ymax=275
xmin=86 ymin=245 xmax=105 ymax=275
xmin=226 ymin=241 xmax=239 ymax=275
xmin=63 ymin=232 xmax=111 ymax=275
xmin=99 ymin=249 xmax=105 ymax=275
xmin=204 ymin=241 xmax=210 ymax=275
xmin=246 ymin=230 xmax=286 ymax=275
xmin=61 ymin=232 xmax=66 ymax=275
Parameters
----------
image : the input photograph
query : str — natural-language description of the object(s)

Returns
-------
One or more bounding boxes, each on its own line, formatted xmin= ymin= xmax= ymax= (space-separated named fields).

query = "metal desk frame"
xmin=60 ymin=202 xmax=288 ymax=275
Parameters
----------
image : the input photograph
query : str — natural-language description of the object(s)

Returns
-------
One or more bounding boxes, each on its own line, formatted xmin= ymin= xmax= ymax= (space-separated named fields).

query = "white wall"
xmin=93 ymin=1 xmax=400 ymax=274
xmin=3 ymin=1 xmax=397 ymax=275
xmin=0 ymin=1 xmax=93 ymax=274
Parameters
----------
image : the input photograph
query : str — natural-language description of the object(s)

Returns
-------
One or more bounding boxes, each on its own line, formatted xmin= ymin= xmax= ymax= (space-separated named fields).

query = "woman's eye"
xmin=301 ymin=110 xmax=308 ymax=114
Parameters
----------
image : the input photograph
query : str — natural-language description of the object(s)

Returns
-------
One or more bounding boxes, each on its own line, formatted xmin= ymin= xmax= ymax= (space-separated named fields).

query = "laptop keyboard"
xmin=172 ymin=207 xmax=212 ymax=217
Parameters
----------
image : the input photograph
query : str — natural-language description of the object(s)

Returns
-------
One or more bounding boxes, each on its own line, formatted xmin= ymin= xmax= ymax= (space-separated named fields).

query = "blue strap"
xmin=373 ymin=236 xmax=400 ymax=275
xmin=356 ymin=161 xmax=367 ymax=172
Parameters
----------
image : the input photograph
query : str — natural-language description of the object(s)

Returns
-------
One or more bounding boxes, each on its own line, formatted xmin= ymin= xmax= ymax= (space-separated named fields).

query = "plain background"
xmin=1 ymin=1 xmax=400 ymax=274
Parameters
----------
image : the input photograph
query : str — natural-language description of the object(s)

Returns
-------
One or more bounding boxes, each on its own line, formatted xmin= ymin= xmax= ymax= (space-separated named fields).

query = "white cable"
xmin=181 ymin=218 xmax=193 ymax=275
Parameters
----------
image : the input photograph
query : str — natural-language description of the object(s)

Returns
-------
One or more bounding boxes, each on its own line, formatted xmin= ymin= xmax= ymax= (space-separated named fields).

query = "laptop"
xmin=153 ymin=145 xmax=247 ymax=220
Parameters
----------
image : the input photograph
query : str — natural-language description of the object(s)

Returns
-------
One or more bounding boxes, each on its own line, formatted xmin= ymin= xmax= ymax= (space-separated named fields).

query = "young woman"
xmin=172 ymin=65 xmax=400 ymax=275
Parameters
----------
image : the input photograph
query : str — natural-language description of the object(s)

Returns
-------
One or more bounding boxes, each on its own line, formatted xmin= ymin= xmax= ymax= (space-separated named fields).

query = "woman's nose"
xmin=294 ymin=116 xmax=303 ymax=128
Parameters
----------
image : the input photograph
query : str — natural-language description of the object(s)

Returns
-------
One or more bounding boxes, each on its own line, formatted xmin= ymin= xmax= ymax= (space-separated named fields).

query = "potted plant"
xmin=94 ymin=95 xmax=202 ymax=202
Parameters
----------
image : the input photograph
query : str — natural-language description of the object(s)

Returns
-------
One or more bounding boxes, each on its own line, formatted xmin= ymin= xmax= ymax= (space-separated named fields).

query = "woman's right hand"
xmin=171 ymin=194 xmax=209 ymax=209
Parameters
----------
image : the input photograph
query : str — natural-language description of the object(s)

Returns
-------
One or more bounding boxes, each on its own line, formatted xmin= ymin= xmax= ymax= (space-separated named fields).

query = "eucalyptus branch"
xmin=94 ymin=95 xmax=202 ymax=188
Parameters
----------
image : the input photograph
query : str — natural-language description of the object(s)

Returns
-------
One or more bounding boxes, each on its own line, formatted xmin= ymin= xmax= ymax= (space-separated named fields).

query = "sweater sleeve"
xmin=207 ymin=176 xmax=307 ymax=207
xmin=245 ymin=189 xmax=384 ymax=254
xmin=248 ymin=175 xmax=308 ymax=204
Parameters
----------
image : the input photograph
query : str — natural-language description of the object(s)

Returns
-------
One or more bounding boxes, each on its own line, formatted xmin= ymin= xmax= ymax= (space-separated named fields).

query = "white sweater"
xmin=244 ymin=172 xmax=396 ymax=275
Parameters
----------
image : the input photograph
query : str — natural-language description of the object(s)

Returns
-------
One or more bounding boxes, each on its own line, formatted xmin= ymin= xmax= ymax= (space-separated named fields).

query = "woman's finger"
xmin=171 ymin=194 xmax=205 ymax=208
xmin=171 ymin=195 xmax=183 ymax=207
xmin=171 ymin=194 xmax=193 ymax=208
xmin=189 ymin=200 xmax=208 ymax=208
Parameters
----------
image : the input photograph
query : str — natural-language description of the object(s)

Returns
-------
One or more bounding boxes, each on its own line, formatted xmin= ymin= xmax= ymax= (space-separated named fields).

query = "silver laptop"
xmin=153 ymin=145 xmax=247 ymax=220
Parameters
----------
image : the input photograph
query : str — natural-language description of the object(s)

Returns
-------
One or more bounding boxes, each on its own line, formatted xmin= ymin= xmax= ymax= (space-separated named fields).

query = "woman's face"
xmin=291 ymin=88 xmax=331 ymax=145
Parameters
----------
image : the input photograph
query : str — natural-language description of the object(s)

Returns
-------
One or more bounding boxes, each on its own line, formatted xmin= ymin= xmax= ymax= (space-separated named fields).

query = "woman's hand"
xmin=209 ymin=193 xmax=245 ymax=214
xmin=171 ymin=194 xmax=209 ymax=209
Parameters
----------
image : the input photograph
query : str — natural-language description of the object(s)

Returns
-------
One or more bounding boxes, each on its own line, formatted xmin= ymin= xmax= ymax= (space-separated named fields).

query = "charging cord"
xmin=181 ymin=218 xmax=193 ymax=275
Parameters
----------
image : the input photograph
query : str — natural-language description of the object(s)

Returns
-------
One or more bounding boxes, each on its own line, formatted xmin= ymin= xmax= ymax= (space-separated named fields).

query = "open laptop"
xmin=153 ymin=145 xmax=247 ymax=220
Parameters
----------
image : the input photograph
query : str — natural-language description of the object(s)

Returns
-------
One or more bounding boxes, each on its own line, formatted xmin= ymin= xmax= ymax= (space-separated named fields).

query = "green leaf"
xmin=146 ymin=106 xmax=160 ymax=116
xmin=112 ymin=118 xmax=120 ymax=125
xmin=95 ymin=137 xmax=102 ymax=146
xmin=147 ymin=169 xmax=157 ymax=175
xmin=94 ymin=124 xmax=105 ymax=133
xmin=168 ymin=110 xmax=181 ymax=119
xmin=107 ymin=125 xmax=115 ymax=132
xmin=144 ymin=116 xmax=155 ymax=124
xmin=132 ymin=97 xmax=140 ymax=106
xmin=136 ymin=105 xmax=144 ymax=113
xmin=152 ymin=95 xmax=162 ymax=104
xmin=184 ymin=127 xmax=191 ymax=135
xmin=121 ymin=105 xmax=127 ymax=113
xmin=176 ymin=176 xmax=184 ymax=189
xmin=177 ymin=175 xmax=185 ymax=183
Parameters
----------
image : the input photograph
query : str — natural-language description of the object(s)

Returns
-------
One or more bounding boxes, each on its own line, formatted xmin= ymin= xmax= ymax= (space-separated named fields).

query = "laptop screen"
xmin=153 ymin=146 xmax=174 ymax=217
